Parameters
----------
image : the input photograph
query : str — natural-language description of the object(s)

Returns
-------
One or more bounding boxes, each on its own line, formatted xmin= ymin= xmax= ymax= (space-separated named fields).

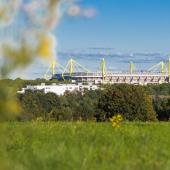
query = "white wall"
xmin=18 ymin=84 xmax=98 ymax=96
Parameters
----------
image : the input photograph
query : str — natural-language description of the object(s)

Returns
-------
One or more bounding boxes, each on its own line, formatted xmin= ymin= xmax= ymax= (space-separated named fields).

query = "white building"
xmin=17 ymin=83 xmax=98 ymax=96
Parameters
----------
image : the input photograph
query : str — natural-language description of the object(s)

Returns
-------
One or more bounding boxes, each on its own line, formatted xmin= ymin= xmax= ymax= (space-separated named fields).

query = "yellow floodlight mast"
xmin=62 ymin=58 xmax=90 ymax=80
xmin=101 ymin=58 xmax=107 ymax=80
xmin=168 ymin=58 xmax=170 ymax=81
xmin=44 ymin=61 xmax=56 ymax=79
xmin=69 ymin=58 xmax=73 ymax=77
xmin=160 ymin=61 xmax=165 ymax=73
xmin=147 ymin=61 xmax=167 ymax=73
xmin=52 ymin=61 xmax=56 ymax=76
xmin=130 ymin=61 xmax=135 ymax=74
xmin=44 ymin=61 xmax=64 ymax=80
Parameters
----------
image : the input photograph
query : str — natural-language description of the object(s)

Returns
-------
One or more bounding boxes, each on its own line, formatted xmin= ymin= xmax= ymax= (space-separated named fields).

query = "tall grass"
xmin=1 ymin=122 xmax=170 ymax=170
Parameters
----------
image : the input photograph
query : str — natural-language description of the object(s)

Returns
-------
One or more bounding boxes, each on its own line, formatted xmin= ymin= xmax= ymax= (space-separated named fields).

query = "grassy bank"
xmin=1 ymin=122 xmax=170 ymax=170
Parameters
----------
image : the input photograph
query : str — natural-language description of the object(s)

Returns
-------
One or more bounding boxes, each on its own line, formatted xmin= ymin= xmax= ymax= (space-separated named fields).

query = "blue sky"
xmin=57 ymin=0 xmax=170 ymax=53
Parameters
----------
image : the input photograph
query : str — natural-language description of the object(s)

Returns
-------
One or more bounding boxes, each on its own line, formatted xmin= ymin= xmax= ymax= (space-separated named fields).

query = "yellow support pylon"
xmin=160 ymin=61 xmax=165 ymax=73
xmin=69 ymin=58 xmax=73 ymax=77
xmin=52 ymin=61 xmax=56 ymax=76
xmin=101 ymin=58 xmax=107 ymax=80
xmin=62 ymin=58 xmax=90 ymax=80
xmin=130 ymin=61 xmax=135 ymax=74
xmin=147 ymin=61 xmax=167 ymax=73
xmin=168 ymin=59 xmax=170 ymax=78
xmin=44 ymin=60 xmax=65 ymax=80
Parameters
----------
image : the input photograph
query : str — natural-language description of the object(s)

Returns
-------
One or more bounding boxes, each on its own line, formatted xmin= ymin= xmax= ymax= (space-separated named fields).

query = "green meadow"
xmin=1 ymin=122 xmax=170 ymax=170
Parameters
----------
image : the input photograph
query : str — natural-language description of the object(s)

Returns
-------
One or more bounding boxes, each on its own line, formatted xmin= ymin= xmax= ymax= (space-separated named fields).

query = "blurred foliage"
xmin=0 ymin=42 xmax=35 ymax=121
xmin=0 ymin=0 xmax=19 ymax=26
xmin=0 ymin=83 xmax=20 ymax=121
xmin=0 ymin=0 xmax=62 ymax=168
xmin=0 ymin=0 xmax=63 ymax=121
xmin=1 ymin=42 xmax=35 ymax=77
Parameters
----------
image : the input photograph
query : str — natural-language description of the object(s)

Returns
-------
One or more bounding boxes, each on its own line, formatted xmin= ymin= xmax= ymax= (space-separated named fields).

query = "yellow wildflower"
xmin=109 ymin=114 xmax=123 ymax=128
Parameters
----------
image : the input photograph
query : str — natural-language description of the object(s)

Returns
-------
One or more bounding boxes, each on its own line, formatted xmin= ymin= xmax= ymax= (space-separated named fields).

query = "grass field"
xmin=0 ymin=122 xmax=170 ymax=170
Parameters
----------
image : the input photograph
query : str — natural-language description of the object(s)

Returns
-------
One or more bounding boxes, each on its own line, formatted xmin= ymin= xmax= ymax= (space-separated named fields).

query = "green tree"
xmin=153 ymin=96 xmax=170 ymax=121
xmin=98 ymin=84 xmax=157 ymax=121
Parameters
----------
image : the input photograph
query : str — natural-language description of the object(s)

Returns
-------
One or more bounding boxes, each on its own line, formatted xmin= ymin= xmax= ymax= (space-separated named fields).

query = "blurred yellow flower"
xmin=37 ymin=34 xmax=56 ymax=59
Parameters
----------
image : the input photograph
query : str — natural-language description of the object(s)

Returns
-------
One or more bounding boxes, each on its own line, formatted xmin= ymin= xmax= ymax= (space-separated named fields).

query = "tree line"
xmin=1 ymin=79 xmax=170 ymax=121
xmin=16 ymin=84 xmax=165 ymax=121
